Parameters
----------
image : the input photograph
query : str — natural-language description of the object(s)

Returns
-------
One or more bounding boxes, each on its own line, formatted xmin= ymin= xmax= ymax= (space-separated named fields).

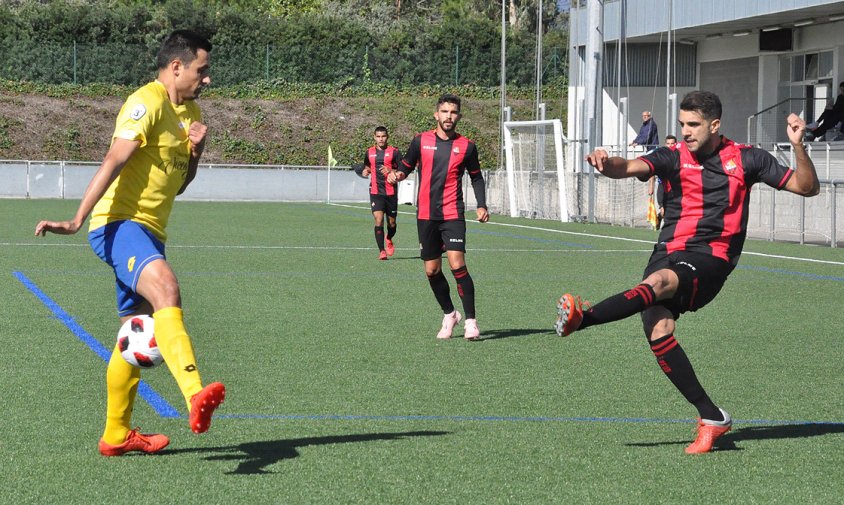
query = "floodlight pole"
xmin=666 ymin=0 xmax=673 ymax=134
xmin=500 ymin=0 xmax=507 ymax=170
xmin=535 ymin=0 xmax=543 ymax=118
xmin=585 ymin=0 xmax=604 ymax=223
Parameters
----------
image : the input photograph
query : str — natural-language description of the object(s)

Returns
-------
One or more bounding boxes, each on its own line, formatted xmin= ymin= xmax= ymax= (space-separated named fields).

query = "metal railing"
xmin=747 ymin=98 xmax=807 ymax=149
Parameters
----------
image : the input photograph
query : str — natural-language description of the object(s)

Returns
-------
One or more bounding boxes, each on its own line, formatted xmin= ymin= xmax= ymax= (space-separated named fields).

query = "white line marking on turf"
xmin=6 ymin=203 xmax=844 ymax=266
xmin=0 ymin=242 xmax=644 ymax=254
xmin=328 ymin=203 xmax=844 ymax=266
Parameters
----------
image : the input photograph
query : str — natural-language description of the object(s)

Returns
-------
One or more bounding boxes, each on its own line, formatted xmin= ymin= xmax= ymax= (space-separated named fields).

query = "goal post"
xmin=503 ymin=119 xmax=570 ymax=222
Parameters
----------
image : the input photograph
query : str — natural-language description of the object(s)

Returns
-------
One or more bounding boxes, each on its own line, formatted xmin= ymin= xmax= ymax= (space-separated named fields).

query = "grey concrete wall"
xmin=0 ymin=162 xmax=371 ymax=202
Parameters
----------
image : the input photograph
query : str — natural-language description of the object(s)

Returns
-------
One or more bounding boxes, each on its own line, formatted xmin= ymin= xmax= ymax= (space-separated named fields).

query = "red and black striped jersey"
xmin=399 ymin=130 xmax=486 ymax=221
xmin=363 ymin=145 xmax=401 ymax=196
xmin=639 ymin=137 xmax=794 ymax=265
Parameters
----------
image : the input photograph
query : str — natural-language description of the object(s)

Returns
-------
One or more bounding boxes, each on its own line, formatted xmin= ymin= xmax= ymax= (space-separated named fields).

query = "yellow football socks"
xmin=153 ymin=306 xmax=203 ymax=410
xmin=102 ymin=344 xmax=140 ymax=445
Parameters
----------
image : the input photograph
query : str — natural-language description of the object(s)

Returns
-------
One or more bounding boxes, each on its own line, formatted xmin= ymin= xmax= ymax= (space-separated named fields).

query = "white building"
xmin=568 ymin=0 xmax=844 ymax=150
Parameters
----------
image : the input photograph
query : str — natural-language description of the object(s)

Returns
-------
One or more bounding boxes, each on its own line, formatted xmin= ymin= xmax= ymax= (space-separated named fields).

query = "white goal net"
xmin=503 ymin=119 xmax=572 ymax=222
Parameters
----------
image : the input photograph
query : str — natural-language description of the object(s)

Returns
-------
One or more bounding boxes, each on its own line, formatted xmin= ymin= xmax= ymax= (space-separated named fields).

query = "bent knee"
xmin=643 ymin=269 xmax=680 ymax=299
xmin=640 ymin=307 xmax=675 ymax=340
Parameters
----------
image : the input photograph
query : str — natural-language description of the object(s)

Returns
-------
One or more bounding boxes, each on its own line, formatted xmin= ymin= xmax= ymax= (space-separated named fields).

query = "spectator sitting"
xmin=807 ymin=82 xmax=844 ymax=141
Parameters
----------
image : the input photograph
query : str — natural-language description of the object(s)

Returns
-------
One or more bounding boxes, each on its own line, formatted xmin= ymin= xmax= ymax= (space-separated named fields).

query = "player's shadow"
xmin=163 ymin=430 xmax=449 ymax=474
xmin=479 ymin=328 xmax=552 ymax=341
xmin=626 ymin=423 xmax=844 ymax=452
xmin=385 ymin=255 xmax=419 ymax=261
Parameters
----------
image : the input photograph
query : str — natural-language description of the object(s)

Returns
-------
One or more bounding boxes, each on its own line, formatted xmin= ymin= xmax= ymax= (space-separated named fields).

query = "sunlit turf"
xmin=2 ymin=200 xmax=842 ymax=504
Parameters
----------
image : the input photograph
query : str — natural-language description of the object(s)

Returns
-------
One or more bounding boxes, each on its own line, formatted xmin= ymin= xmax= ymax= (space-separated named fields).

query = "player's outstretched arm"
xmin=784 ymin=113 xmax=820 ymax=197
xmin=35 ymin=138 xmax=139 ymax=237
xmin=585 ymin=149 xmax=650 ymax=179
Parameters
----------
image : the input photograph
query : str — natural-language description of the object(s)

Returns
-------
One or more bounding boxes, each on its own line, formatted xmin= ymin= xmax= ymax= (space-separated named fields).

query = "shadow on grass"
xmin=479 ymin=328 xmax=552 ymax=341
xmin=626 ymin=423 xmax=844 ymax=452
xmin=163 ymin=430 xmax=449 ymax=474
xmin=383 ymin=255 xmax=420 ymax=261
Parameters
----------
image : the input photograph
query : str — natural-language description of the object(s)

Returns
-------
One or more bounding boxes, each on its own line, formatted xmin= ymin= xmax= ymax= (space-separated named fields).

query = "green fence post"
xmin=454 ymin=44 xmax=459 ymax=86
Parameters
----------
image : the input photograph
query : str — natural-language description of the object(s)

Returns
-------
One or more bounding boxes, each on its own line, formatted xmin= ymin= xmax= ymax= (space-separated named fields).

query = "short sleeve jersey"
xmin=639 ymin=137 xmax=794 ymax=264
xmin=89 ymin=80 xmax=201 ymax=242
xmin=400 ymin=131 xmax=483 ymax=221
xmin=363 ymin=145 xmax=402 ymax=196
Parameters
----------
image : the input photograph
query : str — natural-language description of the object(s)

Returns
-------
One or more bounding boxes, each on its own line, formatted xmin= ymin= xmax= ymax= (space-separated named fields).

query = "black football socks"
xmin=650 ymin=334 xmax=723 ymax=422
xmin=427 ymin=270 xmax=455 ymax=314
xmin=374 ymin=226 xmax=385 ymax=251
xmin=451 ymin=265 xmax=476 ymax=319
xmin=581 ymin=283 xmax=656 ymax=330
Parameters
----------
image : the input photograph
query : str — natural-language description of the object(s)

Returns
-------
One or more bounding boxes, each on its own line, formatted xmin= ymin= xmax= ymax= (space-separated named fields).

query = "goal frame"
xmin=502 ymin=119 xmax=569 ymax=222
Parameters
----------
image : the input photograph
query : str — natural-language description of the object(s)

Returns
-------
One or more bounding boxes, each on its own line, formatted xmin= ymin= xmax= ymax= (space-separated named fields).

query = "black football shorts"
xmin=642 ymin=250 xmax=734 ymax=319
xmin=417 ymin=219 xmax=466 ymax=260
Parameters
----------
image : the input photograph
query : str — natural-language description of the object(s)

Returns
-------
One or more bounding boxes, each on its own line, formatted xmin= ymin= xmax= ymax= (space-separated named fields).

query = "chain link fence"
xmin=0 ymin=40 xmax=567 ymax=87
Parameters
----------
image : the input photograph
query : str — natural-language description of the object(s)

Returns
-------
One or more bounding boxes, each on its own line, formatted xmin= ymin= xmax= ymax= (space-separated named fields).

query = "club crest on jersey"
xmin=453 ymin=147 xmax=460 ymax=153
xmin=724 ymin=159 xmax=737 ymax=172
xmin=129 ymin=104 xmax=146 ymax=121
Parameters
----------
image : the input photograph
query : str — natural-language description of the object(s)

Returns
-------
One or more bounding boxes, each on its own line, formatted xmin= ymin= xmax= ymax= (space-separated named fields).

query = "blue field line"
xmin=469 ymin=229 xmax=595 ymax=249
xmin=736 ymin=264 xmax=844 ymax=282
xmin=217 ymin=412 xmax=844 ymax=426
xmin=13 ymin=271 xmax=180 ymax=418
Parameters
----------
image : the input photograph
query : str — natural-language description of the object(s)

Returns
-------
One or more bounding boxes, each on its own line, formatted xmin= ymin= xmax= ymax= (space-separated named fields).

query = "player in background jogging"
xmin=34 ymin=30 xmax=225 ymax=457
xmin=389 ymin=94 xmax=489 ymax=340
xmin=555 ymin=91 xmax=819 ymax=454
xmin=355 ymin=126 xmax=402 ymax=260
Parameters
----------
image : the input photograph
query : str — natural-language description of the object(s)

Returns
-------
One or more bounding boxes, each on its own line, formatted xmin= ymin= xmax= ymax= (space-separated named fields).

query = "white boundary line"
xmin=328 ymin=203 xmax=844 ymax=267
xmin=0 ymin=242 xmax=646 ymax=254
xmin=5 ymin=203 xmax=843 ymax=266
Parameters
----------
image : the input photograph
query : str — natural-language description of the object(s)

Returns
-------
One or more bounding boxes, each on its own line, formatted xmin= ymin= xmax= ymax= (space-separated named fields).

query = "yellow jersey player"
xmin=34 ymin=30 xmax=225 ymax=456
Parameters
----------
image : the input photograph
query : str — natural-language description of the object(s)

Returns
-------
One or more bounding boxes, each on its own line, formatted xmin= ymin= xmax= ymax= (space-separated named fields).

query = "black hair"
xmin=374 ymin=126 xmax=388 ymax=134
xmin=679 ymin=91 xmax=722 ymax=121
xmin=665 ymin=134 xmax=677 ymax=141
xmin=436 ymin=93 xmax=461 ymax=112
xmin=156 ymin=30 xmax=212 ymax=70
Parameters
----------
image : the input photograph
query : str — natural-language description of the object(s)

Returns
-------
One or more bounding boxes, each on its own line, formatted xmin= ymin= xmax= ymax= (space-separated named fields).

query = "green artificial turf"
xmin=1 ymin=200 xmax=842 ymax=504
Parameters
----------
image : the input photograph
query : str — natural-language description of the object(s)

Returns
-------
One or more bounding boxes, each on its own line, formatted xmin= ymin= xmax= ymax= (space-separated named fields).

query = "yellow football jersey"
xmin=89 ymin=80 xmax=201 ymax=242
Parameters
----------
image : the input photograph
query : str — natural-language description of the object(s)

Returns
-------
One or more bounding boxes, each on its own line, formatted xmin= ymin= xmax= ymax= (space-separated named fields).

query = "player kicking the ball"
xmin=35 ymin=30 xmax=225 ymax=456
xmin=555 ymin=91 xmax=819 ymax=453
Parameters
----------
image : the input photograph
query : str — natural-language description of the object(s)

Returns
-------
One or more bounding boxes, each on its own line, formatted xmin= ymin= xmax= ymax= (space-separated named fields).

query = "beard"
xmin=438 ymin=119 xmax=455 ymax=132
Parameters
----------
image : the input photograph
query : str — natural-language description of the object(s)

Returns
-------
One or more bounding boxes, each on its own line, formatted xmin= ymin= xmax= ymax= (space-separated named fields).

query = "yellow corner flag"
xmin=646 ymin=196 xmax=659 ymax=230
xmin=327 ymin=145 xmax=338 ymax=168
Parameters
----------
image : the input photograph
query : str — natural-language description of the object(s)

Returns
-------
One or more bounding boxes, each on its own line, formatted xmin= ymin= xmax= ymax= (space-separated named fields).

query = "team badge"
xmin=725 ymin=159 xmax=737 ymax=172
xmin=453 ymin=147 xmax=460 ymax=153
xmin=129 ymin=104 xmax=146 ymax=121
xmin=127 ymin=256 xmax=136 ymax=272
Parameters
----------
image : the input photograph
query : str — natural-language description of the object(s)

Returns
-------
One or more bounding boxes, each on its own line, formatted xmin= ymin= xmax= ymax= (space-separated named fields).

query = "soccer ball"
xmin=117 ymin=315 xmax=164 ymax=368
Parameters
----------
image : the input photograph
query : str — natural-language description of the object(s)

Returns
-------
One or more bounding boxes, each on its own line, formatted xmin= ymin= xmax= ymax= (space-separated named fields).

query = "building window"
xmin=782 ymin=50 xmax=834 ymax=84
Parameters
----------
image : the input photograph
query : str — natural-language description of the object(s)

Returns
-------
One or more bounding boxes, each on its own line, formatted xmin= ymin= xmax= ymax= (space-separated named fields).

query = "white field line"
xmin=329 ymin=203 xmax=844 ymax=267
xmin=4 ymin=203 xmax=843 ymax=266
